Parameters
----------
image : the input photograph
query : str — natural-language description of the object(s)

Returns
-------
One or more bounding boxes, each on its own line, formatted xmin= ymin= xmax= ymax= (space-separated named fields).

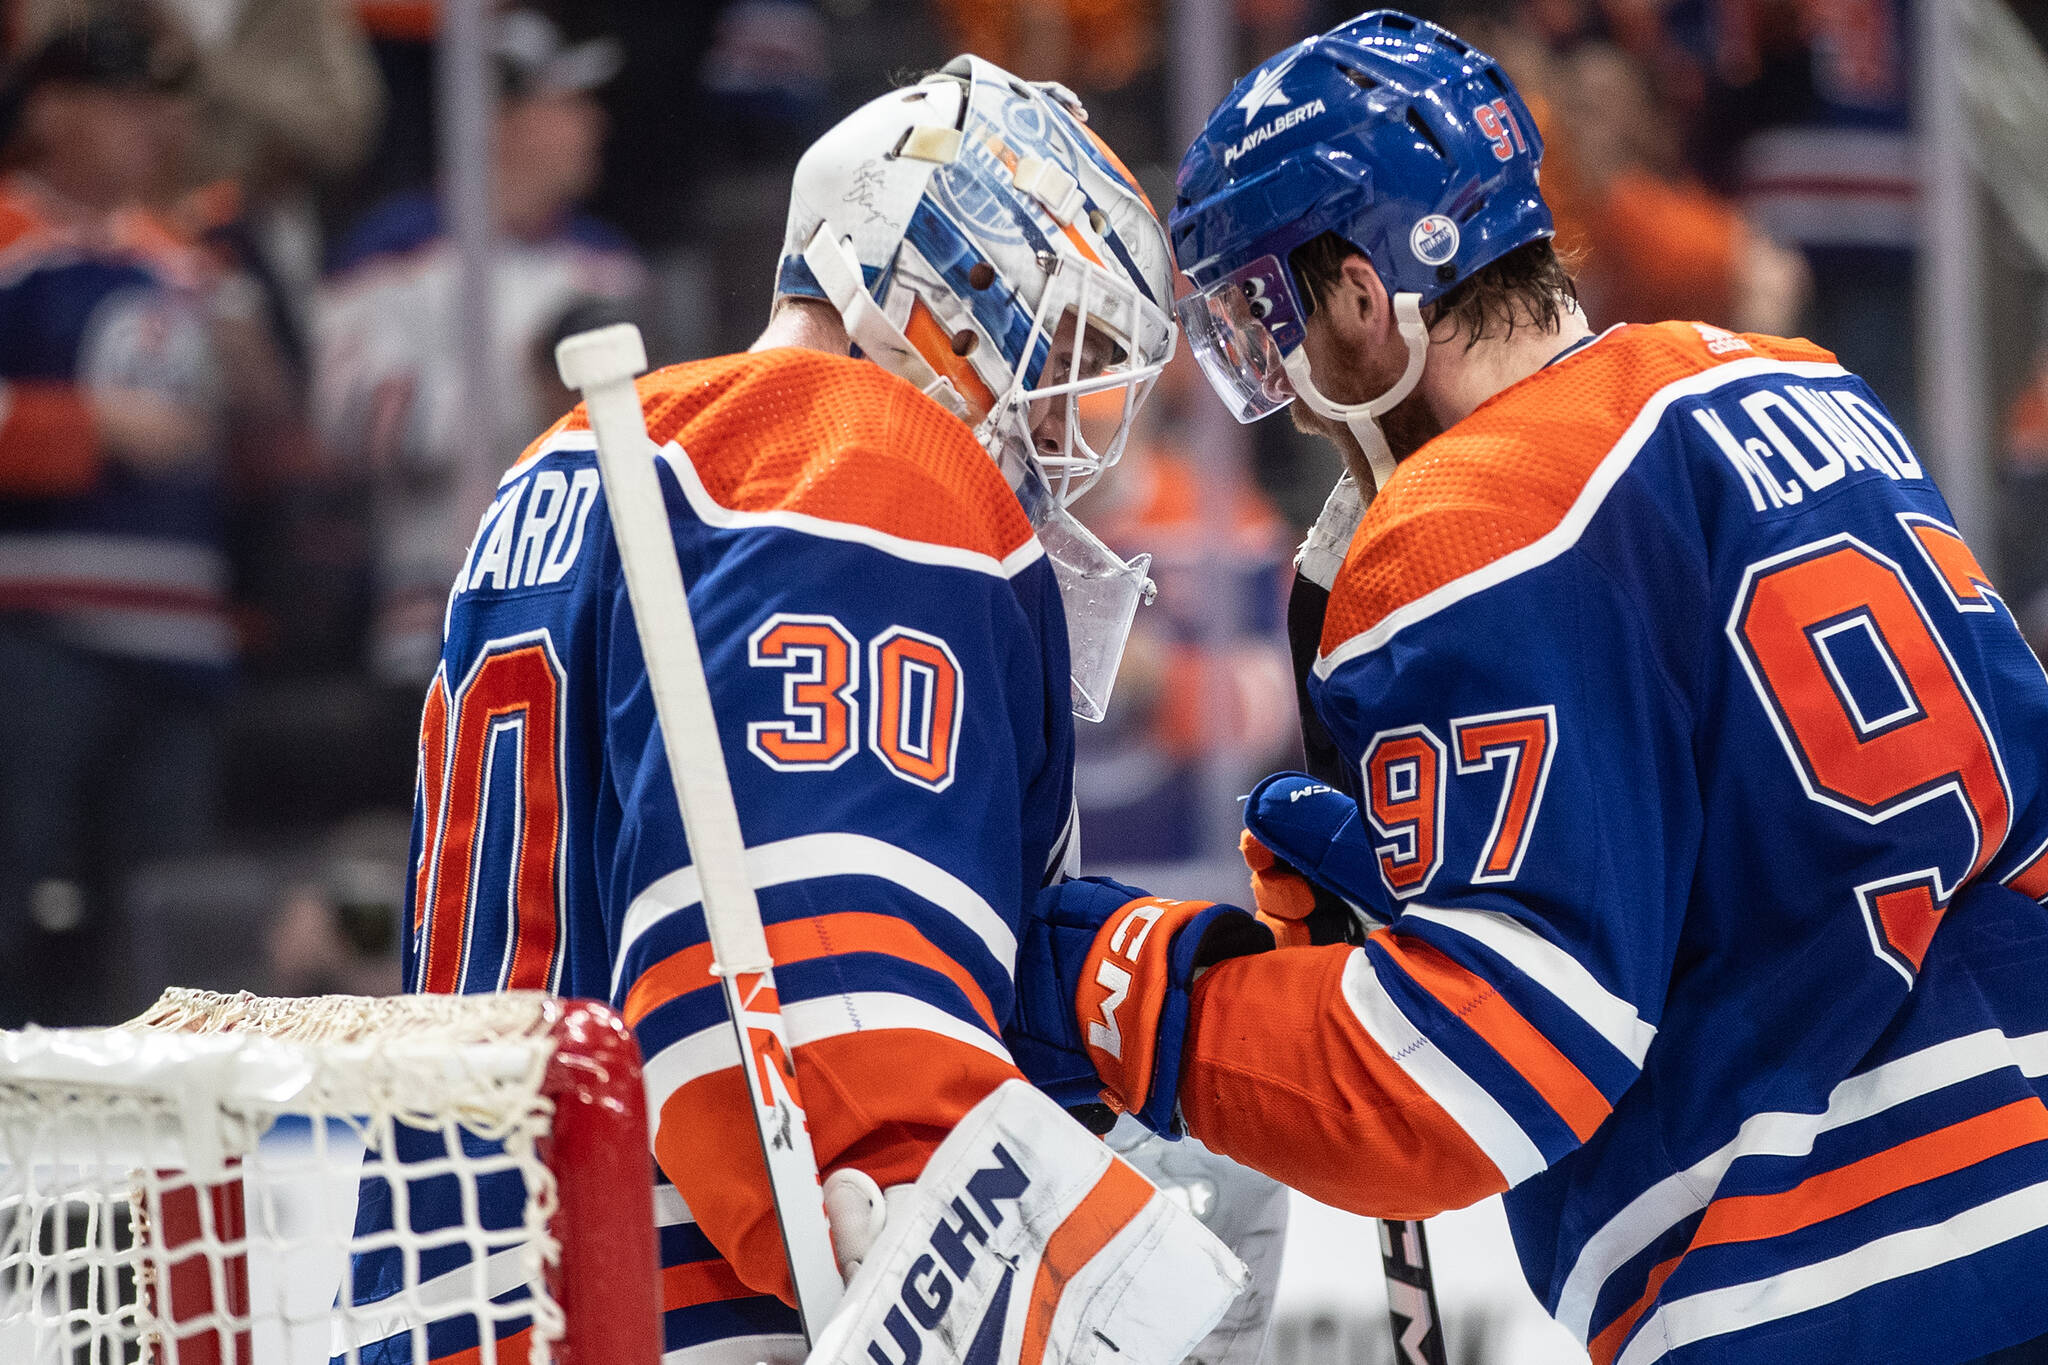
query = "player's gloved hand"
xmin=1241 ymin=827 xmax=1341 ymax=947
xmin=1241 ymin=772 xmax=1394 ymax=944
xmin=1008 ymin=877 xmax=1272 ymax=1135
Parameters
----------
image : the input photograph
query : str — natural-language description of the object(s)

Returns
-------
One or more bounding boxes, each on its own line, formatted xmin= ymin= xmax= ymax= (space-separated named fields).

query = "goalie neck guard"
xmin=1168 ymin=10 xmax=1552 ymax=487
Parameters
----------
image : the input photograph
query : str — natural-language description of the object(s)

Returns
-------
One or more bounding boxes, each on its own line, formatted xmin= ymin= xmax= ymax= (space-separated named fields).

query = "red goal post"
xmin=0 ymin=990 xmax=661 ymax=1365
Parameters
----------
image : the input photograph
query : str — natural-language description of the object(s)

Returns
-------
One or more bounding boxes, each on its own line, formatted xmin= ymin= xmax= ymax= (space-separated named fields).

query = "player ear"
xmin=1334 ymin=253 xmax=1397 ymax=346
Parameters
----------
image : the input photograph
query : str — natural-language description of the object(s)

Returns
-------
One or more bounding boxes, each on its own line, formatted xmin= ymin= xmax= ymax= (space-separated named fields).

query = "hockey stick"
xmin=1288 ymin=548 xmax=1449 ymax=1365
xmin=556 ymin=324 xmax=844 ymax=1342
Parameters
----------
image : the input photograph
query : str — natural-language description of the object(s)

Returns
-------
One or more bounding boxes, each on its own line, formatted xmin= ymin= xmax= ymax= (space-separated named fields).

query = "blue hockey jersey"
xmin=1179 ymin=322 xmax=2048 ymax=1365
xmin=0 ymin=174 xmax=230 ymax=675
xmin=345 ymin=348 xmax=1074 ymax=1364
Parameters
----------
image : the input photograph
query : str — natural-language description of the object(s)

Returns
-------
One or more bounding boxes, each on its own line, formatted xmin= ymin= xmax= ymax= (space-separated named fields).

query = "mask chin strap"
xmin=1282 ymin=291 xmax=1427 ymax=491
xmin=801 ymin=224 xmax=969 ymax=421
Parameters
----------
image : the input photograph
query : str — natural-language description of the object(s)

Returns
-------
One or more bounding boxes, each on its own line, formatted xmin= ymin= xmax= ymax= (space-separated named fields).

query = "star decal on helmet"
xmin=1235 ymin=53 xmax=1301 ymax=127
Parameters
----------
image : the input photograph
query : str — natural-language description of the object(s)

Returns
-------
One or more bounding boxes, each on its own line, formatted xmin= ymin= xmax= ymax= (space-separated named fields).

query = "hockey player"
xmin=341 ymin=58 xmax=1250 ymax=1365
xmin=1007 ymin=12 xmax=2048 ymax=1365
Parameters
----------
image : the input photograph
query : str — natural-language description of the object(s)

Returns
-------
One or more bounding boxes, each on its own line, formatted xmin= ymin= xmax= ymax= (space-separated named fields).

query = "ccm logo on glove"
xmin=1085 ymin=899 xmax=1178 ymax=1060
xmin=1079 ymin=898 xmax=1212 ymax=1114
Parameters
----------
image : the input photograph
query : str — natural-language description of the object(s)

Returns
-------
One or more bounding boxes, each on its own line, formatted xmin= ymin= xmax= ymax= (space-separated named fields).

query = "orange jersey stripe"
xmin=622 ymin=911 xmax=1000 ymax=1034
xmin=431 ymin=1324 xmax=531 ymax=1365
xmin=1694 ymin=1097 xmax=2048 ymax=1248
xmin=1374 ymin=932 xmax=1611 ymax=1142
xmin=663 ymin=1258 xmax=756 ymax=1311
xmin=0 ymin=384 xmax=101 ymax=496
xmin=1321 ymin=322 xmax=1837 ymax=657
xmin=1020 ymin=1158 xmax=1155 ymax=1365
xmin=1588 ymin=1252 xmax=1683 ymax=1365
xmin=654 ymin=1029 xmax=1020 ymax=1305
xmin=506 ymin=350 xmax=1034 ymax=563
xmin=1180 ymin=945 xmax=1505 ymax=1220
xmin=1588 ymin=1098 xmax=2048 ymax=1363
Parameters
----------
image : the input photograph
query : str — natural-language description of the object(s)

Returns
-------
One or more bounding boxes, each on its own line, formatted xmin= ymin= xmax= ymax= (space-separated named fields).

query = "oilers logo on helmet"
xmin=1409 ymin=214 xmax=1459 ymax=266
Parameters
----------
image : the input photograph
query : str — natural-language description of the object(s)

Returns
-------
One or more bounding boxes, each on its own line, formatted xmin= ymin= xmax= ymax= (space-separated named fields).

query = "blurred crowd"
xmin=0 ymin=0 xmax=2042 ymax=1060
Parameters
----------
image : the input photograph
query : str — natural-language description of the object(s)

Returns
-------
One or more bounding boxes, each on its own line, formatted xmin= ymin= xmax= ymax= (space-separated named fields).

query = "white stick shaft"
xmin=558 ymin=325 xmax=844 ymax=1339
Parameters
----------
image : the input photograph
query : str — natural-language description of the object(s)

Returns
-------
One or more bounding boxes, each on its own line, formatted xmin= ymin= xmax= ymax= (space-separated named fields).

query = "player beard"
xmin=1290 ymin=385 xmax=1443 ymax=490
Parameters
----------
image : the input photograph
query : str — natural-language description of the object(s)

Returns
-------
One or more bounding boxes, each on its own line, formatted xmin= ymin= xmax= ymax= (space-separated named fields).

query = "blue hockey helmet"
xmin=1169 ymin=11 xmax=1552 ymax=483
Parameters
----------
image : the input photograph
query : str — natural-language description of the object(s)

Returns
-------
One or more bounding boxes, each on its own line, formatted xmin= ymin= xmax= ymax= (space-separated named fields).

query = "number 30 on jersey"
xmin=746 ymin=612 xmax=963 ymax=792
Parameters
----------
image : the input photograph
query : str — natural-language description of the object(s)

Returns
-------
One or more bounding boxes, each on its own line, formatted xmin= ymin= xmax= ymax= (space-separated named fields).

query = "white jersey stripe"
xmin=639 ymin=991 xmax=1015 ymax=1139
xmin=653 ymin=1180 xmax=694 ymax=1229
xmin=664 ymin=1333 xmax=805 ymax=1364
xmin=612 ymin=832 xmax=1018 ymax=1003
xmin=1557 ymin=1027 xmax=2048 ymax=1341
xmin=1313 ymin=357 xmax=1850 ymax=680
xmin=1338 ymin=950 xmax=1545 ymax=1186
xmin=1615 ymin=1178 xmax=2048 ymax=1365
xmin=329 ymin=1244 xmax=534 ymax=1357
xmin=1403 ymin=906 xmax=1657 ymax=1066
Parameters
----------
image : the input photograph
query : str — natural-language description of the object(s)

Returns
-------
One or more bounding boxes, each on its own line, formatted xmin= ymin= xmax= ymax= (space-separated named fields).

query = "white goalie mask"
xmin=776 ymin=55 xmax=1177 ymax=721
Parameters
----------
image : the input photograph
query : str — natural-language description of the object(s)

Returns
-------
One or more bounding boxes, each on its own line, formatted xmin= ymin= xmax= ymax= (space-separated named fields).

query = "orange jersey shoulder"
xmin=0 ymin=180 xmax=57 ymax=264
xmin=1319 ymin=322 xmax=1835 ymax=656
xmin=518 ymin=348 xmax=1034 ymax=563
xmin=0 ymin=178 xmax=211 ymax=287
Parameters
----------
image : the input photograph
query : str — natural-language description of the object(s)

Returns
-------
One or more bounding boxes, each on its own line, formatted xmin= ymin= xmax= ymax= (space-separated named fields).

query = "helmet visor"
xmin=1173 ymin=254 xmax=1302 ymax=424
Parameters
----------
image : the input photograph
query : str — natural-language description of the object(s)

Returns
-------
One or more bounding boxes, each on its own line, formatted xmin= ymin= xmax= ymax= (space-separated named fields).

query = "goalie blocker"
xmin=810 ymin=1080 xmax=1246 ymax=1365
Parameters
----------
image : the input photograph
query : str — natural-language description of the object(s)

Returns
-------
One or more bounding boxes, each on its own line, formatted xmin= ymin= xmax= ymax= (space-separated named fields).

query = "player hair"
xmin=1288 ymin=233 xmax=1578 ymax=350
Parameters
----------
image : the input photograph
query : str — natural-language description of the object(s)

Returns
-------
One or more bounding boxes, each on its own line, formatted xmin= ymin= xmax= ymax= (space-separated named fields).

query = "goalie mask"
xmin=776 ymin=55 xmax=1176 ymax=722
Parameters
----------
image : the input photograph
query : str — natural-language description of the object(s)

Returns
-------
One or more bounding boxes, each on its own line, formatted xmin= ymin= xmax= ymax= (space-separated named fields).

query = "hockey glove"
xmin=1008 ymin=877 xmax=1271 ymax=1135
xmin=1241 ymin=772 xmax=1394 ymax=941
xmin=1240 ymin=827 xmax=1351 ymax=947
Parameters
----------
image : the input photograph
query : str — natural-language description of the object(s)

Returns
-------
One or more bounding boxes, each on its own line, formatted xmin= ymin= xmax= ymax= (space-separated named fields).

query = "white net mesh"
xmin=0 ymin=991 xmax=576 ymax=1365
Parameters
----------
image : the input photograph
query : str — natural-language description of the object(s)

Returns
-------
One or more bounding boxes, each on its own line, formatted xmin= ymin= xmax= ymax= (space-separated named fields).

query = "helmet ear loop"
xmin=1282 ymin=291 xmax=1429 ymax=491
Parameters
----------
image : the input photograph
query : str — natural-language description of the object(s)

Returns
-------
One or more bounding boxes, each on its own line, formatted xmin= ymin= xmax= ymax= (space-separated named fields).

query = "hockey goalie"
xmin=344 ymin=54 xmax=1248 ymax=1365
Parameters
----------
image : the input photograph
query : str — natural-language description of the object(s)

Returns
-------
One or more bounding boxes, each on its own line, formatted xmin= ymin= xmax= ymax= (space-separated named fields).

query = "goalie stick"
xmin=1290 ymin=476 xmax=1449 ymax=1365
xmin=555 ymin=324 xmax=845 ymax=1343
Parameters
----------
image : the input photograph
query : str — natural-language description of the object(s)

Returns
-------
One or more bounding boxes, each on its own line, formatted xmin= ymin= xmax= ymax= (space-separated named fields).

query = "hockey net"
xmin=0 ymin=990 xmax=660 ymax=1365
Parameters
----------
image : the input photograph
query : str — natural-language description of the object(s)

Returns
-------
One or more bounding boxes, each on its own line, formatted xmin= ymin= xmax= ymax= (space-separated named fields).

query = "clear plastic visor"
xmin=1173 ymin=271 xmax=1298 ymax=424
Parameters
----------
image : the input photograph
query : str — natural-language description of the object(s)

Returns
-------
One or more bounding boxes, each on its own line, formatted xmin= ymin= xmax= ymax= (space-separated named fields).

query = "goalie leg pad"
xmin=806 ymin=1079 xmax=1246 ymax=1365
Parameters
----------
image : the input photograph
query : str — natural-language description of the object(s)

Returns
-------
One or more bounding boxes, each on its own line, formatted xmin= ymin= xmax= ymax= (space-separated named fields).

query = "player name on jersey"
xmin=453 ymin=464 xmax=603 ymax=599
